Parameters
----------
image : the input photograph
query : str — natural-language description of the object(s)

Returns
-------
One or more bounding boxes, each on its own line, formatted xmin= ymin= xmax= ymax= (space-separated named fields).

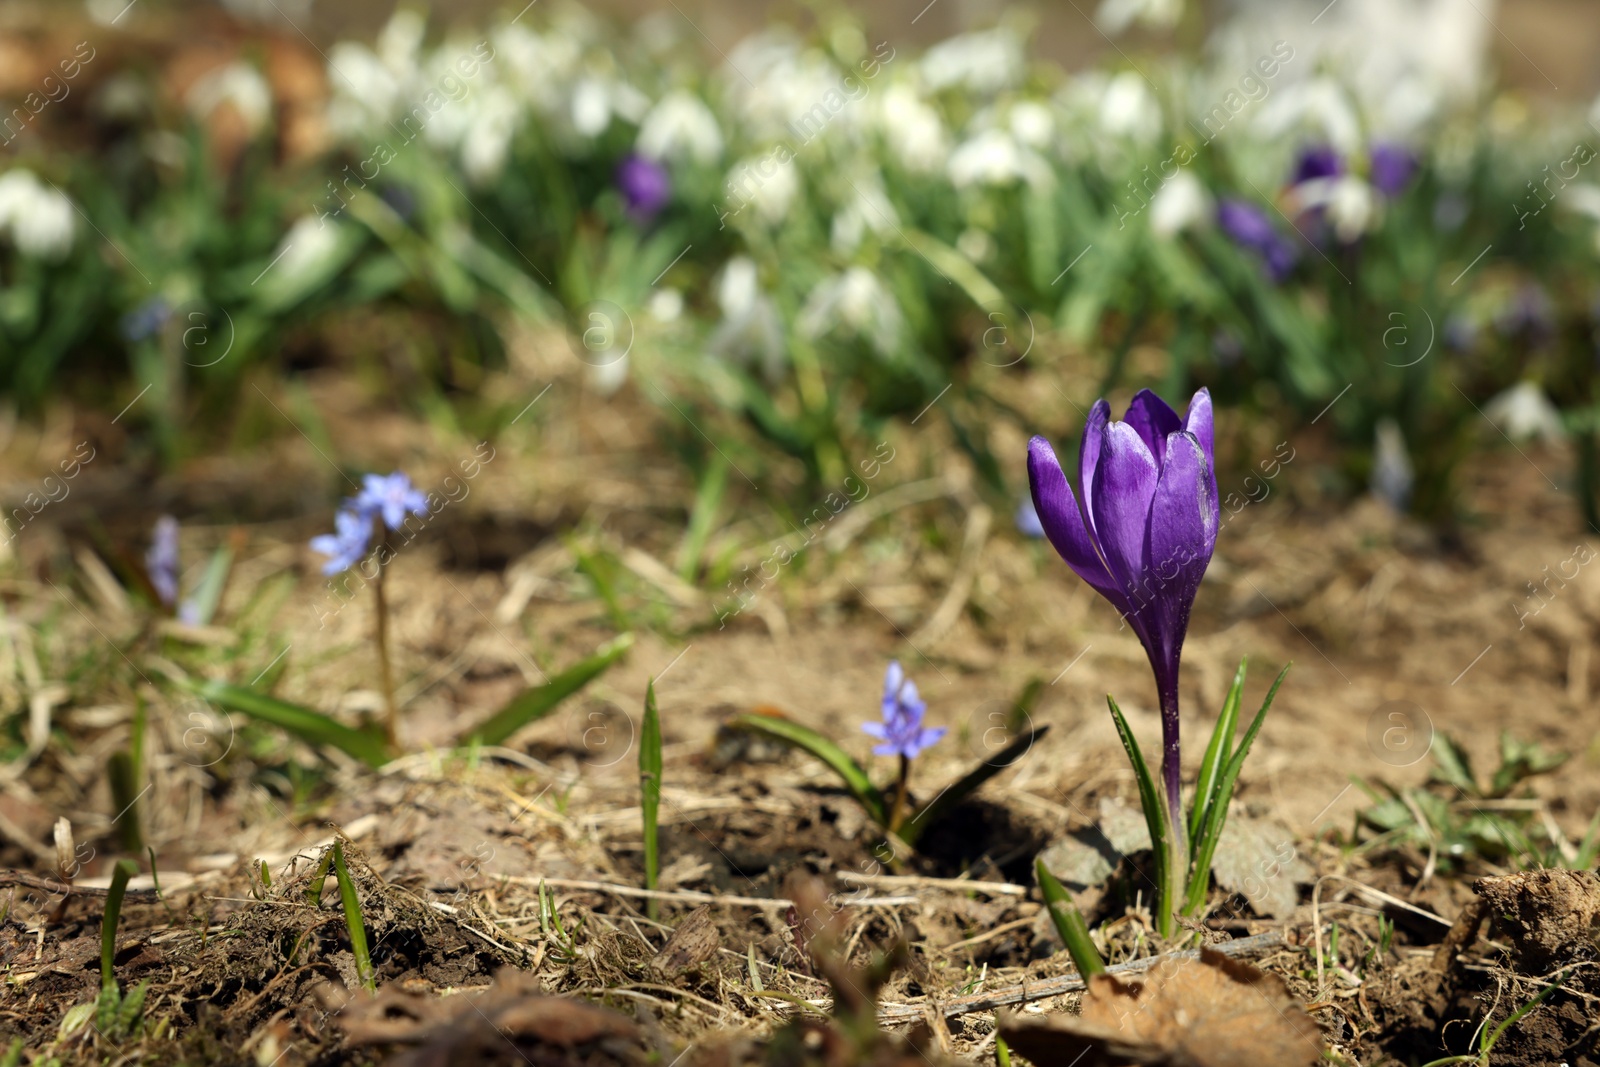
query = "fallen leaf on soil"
xmin=340 ymin=969 xmax=652 ymax=1066
xmin=1209 ymin=815 xmax=1312 ymax=920
xmin=651 ymin=904 xmax=721 ymax=976
xmin=999 ymin=947 xmax=1322 ymax=1067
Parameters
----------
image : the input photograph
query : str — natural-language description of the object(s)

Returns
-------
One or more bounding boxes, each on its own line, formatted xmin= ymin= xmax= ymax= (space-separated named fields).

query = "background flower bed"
xmin=2 ymin=0 xmax=1598 ymax=529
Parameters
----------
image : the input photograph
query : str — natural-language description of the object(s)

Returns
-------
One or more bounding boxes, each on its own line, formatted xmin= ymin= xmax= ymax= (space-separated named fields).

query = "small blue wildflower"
xmin=862 ymin=661 xmax=946 ymax=760
xmin=354 ymin=471 xmax=429 ymax=531
xmin=121 ymin=297 xmax=172 ymax=344
xmin=1015 ymin=497 xmax=1045 ymax=539
xmin=146 ymin=515 xmax=180 ymax=607
xmin=310 ymin=508 xmax=372 ymax=576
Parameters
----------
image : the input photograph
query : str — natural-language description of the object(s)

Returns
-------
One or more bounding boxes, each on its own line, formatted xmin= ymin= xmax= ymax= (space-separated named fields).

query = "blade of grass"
xmin=1035 ymin=858 xmax=1107 ymax=978
xmin=306 ymin=848 xmax=333 ymax=907
xmin=1184 ymin=663 xmax=1290 ymax=917
xmin=727 ymin=712 xmax=887 ymax=826
xmin=331 ymin=842 xmax=376 ymax=993
xmin=460 ymin=632 xmax=634 ymax=747
xmin=184 ymin=678 xmax=391 ymax=767
xmin=900 ymin=726 xmax=1051 ymax=846
xmin=640 ymin=679 xmax=663 ymax=922
xmin=1106 ymin=694 xmax=1174 ymax=937
xmin=1189 ymin=657 xmax=1246 ymax=843
xmin=101 ymin=859 xmax=138 ymax=995
xmin=107 ymin=752 xmax=143 ymax=855
xmin=675 ymin=454 xmax=729 ymax=580
xmin=184 ymin=541 xmax=234 ymax=626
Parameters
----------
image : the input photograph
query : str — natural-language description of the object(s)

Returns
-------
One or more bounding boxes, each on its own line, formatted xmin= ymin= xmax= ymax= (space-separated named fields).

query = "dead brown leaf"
xmin=651 ymin=904 xmax=721 ymax=977
xmin=999 ymin=948 xmax=1322 ymax=1067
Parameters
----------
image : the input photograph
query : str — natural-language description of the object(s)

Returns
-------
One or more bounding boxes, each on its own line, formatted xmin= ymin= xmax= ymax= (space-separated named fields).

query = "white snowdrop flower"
xmin=717 ymin=256 xmax=760 ymax=320
xmin=648 ymin=288 xmax=684 ymax=323
xmin=1564 ymin=183 xmax=1600 ymax=222
xmin=1254 ymin=78 xmax=1362 ymax=157
xmin=0 ymin=171 xmax=75 ymax=261
xmin=1293 ymin=175 xmax=1377 ymax=242
xmin=377 ymin=9 xmax=426 ymax=78
xmin=1483 ymin=382 xmax=1566 ymax=445
xmin=1009 ymin=101 xmax=1054 ymax=147
xmin=956 ymin=227 xmax=995 ymax=263
xmin=1099 ymin=71 xmax=1161 ymax=146
xmin=572 ymin=78 xmax=611 ymax=137
xmin=460 ymin=87 xmax=519 ymax=185
xmin=710 ymin=257 xmax=785 ymax=379
xmin=325 ymin=43 xmax=402 ymax=132
xmin=637 ymin=90 xmax=723 ymax=165
xmin=1148 ymin=170 xmax=1211 ymax=238
xmin=589 ymin=353 xmax=629 ymax=395
xmin=878 ymin=85 xmax=946 ymax=173
xmin=1326 ymin=176 xmax=1376 ymax=242
xmin=949 ymin=128 xmax=1050 ymax=188
xmin=831 ymin=179 xmax=898 ymax=255
xmin=273 ymin=216 xmax=344 ymax=280
xmin=1095 ymin=0 xmax=1182 ymax=35
xmin=920 ymin=27 xmax=1023 ymax=95
xmin=798 ymin=267 xmax=904 ymax=357
xmin=730 ymin=154 xmax=800 ymax=225
xmin=186 ymin=61 xmax=273 ymax=136
xmin=1371 ymin=418 xmax=1413 ymax=513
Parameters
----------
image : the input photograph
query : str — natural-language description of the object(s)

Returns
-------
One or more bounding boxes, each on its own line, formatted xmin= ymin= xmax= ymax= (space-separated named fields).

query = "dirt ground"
xmin=1 ymin=328 xmax=1598 ymax=1064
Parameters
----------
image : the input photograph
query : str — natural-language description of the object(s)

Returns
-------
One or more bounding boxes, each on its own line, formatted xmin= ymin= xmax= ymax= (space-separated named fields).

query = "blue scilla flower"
xmin=354 ymin=471 xmax=429 ymax=531
xmin=146 ymin=515 xmax=180 ymax=606
xmin=863 ymin=661 xmax=946 ymax=760
xmin=309 ymin=508 xmax=372 ymax=576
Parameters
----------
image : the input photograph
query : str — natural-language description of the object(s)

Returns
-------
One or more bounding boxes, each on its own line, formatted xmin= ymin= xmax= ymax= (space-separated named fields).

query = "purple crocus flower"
xmin=1217 ymin=199 xmax=1298 ymax=282
xmin=863 ymin=661 xmax=946 ymax=760
xmin=616 ymin=153 xmax=672 ymax=221
xmin=1368 ymin=142 xmax=1416 ymax=197
xmin=146 ymin=515 xmax=180 ymax=607
xmin=1027 ymin=389 xmax=1218 ymax=827
xmin=1290 ymin=144 xmax=1342 ymax=186
xmin=310 ymin=508 xmax=372 ymax=576
xmin=354 ymin=472 xmax=429 ymax=531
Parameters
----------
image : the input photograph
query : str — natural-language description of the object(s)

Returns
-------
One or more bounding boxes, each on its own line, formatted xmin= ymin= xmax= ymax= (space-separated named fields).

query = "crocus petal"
xmin=1079 ymin=399 xmax=1110 ymax=532
xmin=1027 ymin=435 xmax=1131 ymax=616
xmin=1090 ymin=421 xmax=1160 ymax=601
xmin=1142 ymin=430 xmax=1217 ymax=676
xmin=1182 ymin=388 xmax=1216 ymax=472
xmin=1123 ymin=389 xmax=1182 ymax=467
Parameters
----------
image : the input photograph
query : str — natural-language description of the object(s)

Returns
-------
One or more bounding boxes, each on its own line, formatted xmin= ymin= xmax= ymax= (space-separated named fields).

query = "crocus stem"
xmin=886 ymin=755 xmax=911 ymax=835
xmin=372 ymin=547 xmax=398 ymax=748
xmin=1158 ymin=674 xmax=1188 ymax=938
xmin=1157 ymin=675 xmax=1185 ymax=845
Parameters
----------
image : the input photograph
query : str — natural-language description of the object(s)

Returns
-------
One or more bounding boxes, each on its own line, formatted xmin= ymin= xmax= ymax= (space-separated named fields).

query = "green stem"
xmin=371 ymin=526 xmax=398 ymax=748
xmin=886 ymin=755 xmax=911 ymax=835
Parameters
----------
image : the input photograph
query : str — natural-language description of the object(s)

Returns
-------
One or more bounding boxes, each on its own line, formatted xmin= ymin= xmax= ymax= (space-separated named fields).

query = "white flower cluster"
xmin=0 ymin=169 xmax=76 ymax=261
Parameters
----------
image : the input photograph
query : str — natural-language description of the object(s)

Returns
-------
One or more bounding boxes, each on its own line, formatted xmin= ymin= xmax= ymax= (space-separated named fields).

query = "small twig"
xmin=875 ymin=930 xmax=1285 ymax=1023
xmin=496 ymin=875 xmax=916 ymax=909
xmin=836 ymin=872 xmax=1027 ymax=897
xmin=942 ymin=915 xmax=1039 ymax=953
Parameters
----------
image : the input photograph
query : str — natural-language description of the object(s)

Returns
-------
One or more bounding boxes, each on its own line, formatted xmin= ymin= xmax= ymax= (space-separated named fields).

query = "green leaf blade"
xmin=901 ymin=726 xmax=1051 ymax=846
xmin=462 ymin=632 xmax=634 ymax=748
xmin=1184 ymin=663 xmax=1290 ymax=917
xmin=640 ymin=680 xmax=663 ymax=921
xmin=726 ymin=713 xmax=887 ymax=826
xmin=1190 ymin=657 xmax=1246 ymax=843
xmin=186 ymin=679 xmax=390 ymax=768
xmin=1035 ymin=858 xmax=1107 ymax=977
